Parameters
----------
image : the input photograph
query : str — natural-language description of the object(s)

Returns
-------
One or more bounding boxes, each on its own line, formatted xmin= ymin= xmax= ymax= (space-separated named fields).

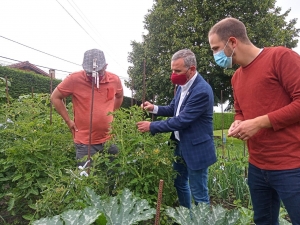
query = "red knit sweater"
xmin=232 ymin=47 xmax=300 ymax=170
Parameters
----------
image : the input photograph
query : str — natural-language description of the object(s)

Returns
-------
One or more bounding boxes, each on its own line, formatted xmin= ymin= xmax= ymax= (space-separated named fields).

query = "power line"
xmin=56 ymin=0 xmax=130 ymax=75
xmin=55 ymin=0 xmax=101 ymax=49
xmin=0 ymin=35 xmax=81 ymax=66
xmin=67 ymin=0 xmax=98 ymax=37
xmin=0 ymin=55 xmax=128 ymax=80
xmin=0 ymin=35 xmax=128 ymax=80
xmin=0 ymin=3 xmax=130 ymax=80
xmin=67 ymin=0 xmax=114 ymax=51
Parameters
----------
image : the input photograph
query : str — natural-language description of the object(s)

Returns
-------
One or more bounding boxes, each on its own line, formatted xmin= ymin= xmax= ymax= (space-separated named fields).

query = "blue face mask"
xmin=213 ymin=40 xmax=235 ymax=68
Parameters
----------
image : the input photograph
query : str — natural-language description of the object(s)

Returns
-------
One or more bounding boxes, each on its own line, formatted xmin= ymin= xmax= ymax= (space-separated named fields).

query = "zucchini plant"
xmin=32 ymin=188 xmax=156 ymax=225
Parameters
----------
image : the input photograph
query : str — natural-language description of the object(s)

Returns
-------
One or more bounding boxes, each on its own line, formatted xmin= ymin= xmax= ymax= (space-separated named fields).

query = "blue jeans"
xmin=248 ymin=163 xmax=300 ymax=225
xmin=173 ymin=144 xmax=209 ymax=209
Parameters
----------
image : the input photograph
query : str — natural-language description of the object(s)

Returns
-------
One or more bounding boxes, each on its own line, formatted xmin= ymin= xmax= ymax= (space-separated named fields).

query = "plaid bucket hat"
xmin=82 ymin=49 xmax=106 ymax=73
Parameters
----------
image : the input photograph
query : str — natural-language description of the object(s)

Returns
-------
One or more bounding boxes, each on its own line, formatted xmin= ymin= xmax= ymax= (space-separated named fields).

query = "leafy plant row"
xmin=32 ymin=187 xmax=255 ymax=225
xmin=0 ymin=94 xmax=291 ymax=224
xmin=32 ymin=187 xmax=292 ymax=225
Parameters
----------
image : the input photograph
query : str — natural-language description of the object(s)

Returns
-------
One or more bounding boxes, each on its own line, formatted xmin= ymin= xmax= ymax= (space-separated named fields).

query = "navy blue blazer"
xmin=150 ymin=73 xmax=217 ymax=170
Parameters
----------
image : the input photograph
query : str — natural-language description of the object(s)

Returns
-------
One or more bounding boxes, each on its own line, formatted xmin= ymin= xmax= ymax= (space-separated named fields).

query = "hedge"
xmin=0 ymin=66 xmax=60 ymax=99
xmin=213 ymin=112 xmax=234 ymax=130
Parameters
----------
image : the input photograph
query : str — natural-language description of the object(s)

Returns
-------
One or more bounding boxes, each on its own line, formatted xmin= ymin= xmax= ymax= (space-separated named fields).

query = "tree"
xmin=126 ymin=0 xmax=299 ymax=108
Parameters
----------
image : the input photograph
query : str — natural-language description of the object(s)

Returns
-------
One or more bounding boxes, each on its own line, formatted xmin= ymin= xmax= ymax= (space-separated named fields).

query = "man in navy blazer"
xmin=137 ymin=49 xmax=217 ymax=208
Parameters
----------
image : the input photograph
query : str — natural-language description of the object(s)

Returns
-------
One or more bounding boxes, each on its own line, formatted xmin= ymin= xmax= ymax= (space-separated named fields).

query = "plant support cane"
xmin=80 ymin=58 xmax=99 ymax=176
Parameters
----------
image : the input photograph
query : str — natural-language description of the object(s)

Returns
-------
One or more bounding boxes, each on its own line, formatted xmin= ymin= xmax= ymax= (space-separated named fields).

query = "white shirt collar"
xmin=180 ymin=71 xmax=197 ymax=92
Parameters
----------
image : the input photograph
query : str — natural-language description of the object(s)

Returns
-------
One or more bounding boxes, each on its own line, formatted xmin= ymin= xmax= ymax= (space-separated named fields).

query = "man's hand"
xmin=136 ymin=121 xmax=151 ymax=133
xmin=228 ymin=120 xmax=242 ymax=138
xmin=141 ymin=101 xmax=154 ymax=112
xmin=228 ymin=116 xmax=271 ymax=141
xmin=66 ymin=120 xmax=78 ymax=137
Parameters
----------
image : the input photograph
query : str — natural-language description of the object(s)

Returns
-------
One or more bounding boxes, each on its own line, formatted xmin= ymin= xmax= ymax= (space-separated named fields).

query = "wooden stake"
xmin=221 ymin=90 xmax=225 ymax=157
xmin=49 ymin=69 xmax=55 ymax=125
xmin=142 ymin=59 xmax=146 ymax=119
xmin=5 ymin=76 xmax=10 ymax=104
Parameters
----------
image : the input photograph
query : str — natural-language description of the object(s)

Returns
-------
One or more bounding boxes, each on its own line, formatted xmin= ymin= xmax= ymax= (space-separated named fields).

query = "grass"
xmin=213 ymin=129 xmax=247 ymax=158
xmin=214 ymin=129 xmax=244 ymax=145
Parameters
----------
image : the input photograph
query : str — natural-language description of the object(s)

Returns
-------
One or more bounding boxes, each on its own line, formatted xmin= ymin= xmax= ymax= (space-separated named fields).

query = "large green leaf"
xmin=95 ymin=188 xmax=156 ymax=225
xmin=61 ymin=207 xmax=101 ymax=225
xmin=166 ymin=203 xmax=240 ymax=225
xmin=32 ymin=215 xmax=63 ymax=225
xmin=32 ymin=188 xmax=156 ymax=225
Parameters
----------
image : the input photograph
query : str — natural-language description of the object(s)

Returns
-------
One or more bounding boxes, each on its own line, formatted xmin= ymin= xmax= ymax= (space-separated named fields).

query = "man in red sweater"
xmin=208 ymin=17 xmax=300 ymax=224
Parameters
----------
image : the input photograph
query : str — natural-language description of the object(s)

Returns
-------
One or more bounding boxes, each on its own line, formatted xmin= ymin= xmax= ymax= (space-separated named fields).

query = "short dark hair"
xmin=209 ymin=17 xmax=251 ymax=44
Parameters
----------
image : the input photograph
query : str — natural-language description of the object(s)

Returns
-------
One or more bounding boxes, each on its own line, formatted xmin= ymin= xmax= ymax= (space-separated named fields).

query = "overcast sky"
xmin=0 ymin=0 xmax=299 ymax=97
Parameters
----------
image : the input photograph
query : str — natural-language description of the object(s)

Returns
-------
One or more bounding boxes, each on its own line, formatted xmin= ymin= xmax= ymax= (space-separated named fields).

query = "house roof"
xmin=8 ymin=61 xmax=49 ymax=77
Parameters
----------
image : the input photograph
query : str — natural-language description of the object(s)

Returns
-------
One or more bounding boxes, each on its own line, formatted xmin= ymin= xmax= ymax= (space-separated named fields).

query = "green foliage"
xmin=209 ymin=134 xmax=250 ymax=206
xmin=166 ymin=203 xmax=291 ymax=225
xmin=121 ymin=96 xmax=133 ymax=108
xmin=166 ymin=203 xmax=240 ymax=224
xmin=32 ymin=166 xmax=108 ymax=218
xmin=32 ymin=187 xmax=292 ymax=225
xmin=213 ymin=113 xmax=234 ymax=130
xmin=0 ymin=96 xmax=176 ymax=223
xmin=153 ymin=112 xmax=234 ymax=131
xmin=127 ymin=0 xmax=300 ymax=106
xmin=104 ymin=106 xmax=178 ymax=207
xmin=91 ymin=188 xmax=156 ymax=225
xmin=32 ymin=207 xmax=101 ymax=225
xmin=236 ymin=207 xmax=253 ymax=224
xmin=280 ymin=218 xmax=292 ymax=225
xmin=0 ymin=94 xmax=74 ymax=222
xmin=0 ymin=94 xmax=292 ymax=224
xmin=32 ymin=188 xmax=156 ymax=225
xmin=121 ymin=96 xmax=142 ymax=109
xmin=0 ymin=66 xmax=61 ymax=99
xmin=209 ymin=155 xmax=250 ymax=205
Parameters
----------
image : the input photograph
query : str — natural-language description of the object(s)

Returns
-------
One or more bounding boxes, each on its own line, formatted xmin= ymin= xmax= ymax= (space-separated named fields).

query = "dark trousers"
xmin=248 ymin=163 xmax=300 ymax=225
xmin=74 ymin=143 xmax=118 ymax=167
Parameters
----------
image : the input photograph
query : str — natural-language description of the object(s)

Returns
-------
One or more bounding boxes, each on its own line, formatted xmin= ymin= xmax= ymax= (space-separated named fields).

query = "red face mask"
xmin=170 ymin=68 xmax=190 ymax=85
xmin=170 ymin=73 xmax=187 ymax=85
